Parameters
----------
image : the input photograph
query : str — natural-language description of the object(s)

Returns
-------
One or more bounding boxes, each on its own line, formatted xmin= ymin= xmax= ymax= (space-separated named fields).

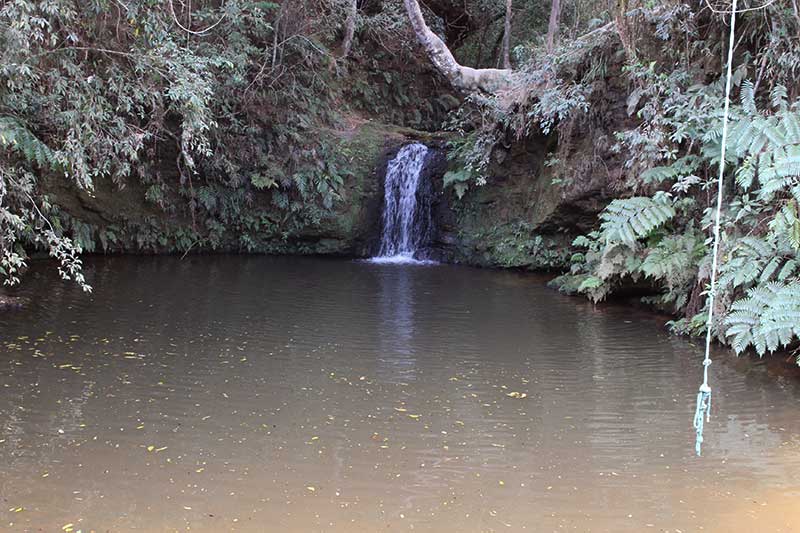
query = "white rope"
xmin=694 ymin=0 xmax=737 ymax=456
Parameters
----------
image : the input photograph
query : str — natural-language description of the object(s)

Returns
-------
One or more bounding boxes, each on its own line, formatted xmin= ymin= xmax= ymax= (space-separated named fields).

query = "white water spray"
xmin=371 ymin=143 xmax=435 ymax=264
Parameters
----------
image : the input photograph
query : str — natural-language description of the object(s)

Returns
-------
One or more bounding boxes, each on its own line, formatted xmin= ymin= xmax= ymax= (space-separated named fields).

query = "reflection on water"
xmin=377 ymin=265 xmax=419 ymax=383
xmin=1 ymin=255 xmax=799 ymax=532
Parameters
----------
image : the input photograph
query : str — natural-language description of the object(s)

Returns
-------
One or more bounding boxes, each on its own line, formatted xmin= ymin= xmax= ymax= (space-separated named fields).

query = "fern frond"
xmin=740 ymin=80 xmax=757 ymax=116
xmin=770 ymin=84 xmax=789 ymax=112
xmin=781 ymin=110 xmax=800 ymax=144
xmin=599 ymin=195 xmax=676 ymax=246
xmin=778 ymin=258 xmax=799 ymax=280
xmin=725 ymin=282 xmax=800 ymax=355
xmin=0 ymin=116 xmax=57 ymax=169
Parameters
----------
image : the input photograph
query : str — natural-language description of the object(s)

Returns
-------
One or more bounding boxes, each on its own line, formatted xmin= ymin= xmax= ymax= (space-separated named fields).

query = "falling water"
xmin=372 ymin=143 xmax=435 ymax=264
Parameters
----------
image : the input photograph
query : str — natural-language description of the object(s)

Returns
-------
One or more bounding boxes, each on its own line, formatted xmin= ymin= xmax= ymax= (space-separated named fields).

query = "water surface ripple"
xmin=1 ymin=256 xmax=799 ymax=532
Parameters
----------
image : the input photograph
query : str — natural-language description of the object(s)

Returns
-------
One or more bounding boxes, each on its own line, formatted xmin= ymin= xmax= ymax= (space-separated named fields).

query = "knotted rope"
xmin=694 ymin=0 xmax=737 ymax=456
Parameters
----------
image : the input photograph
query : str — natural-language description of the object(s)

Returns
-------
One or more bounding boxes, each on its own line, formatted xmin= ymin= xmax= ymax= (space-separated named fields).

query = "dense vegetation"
xmin=2 ymin=0 xmax=800 ymax=360
xmin=0 ymin=0 xmax=452 ymax=289
xmin=437 ymin=0 xmax=800 ymax=361
xmin=545 ymin=2 xmax=800 ymax=361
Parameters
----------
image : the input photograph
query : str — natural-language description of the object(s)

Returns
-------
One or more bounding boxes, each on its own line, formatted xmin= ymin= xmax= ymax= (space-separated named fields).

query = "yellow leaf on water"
xmin=394 ymin=408 xmax=407 ymax=412
xmin=407 ymin=414 xmax=420 ymax=419
xmin=306 ymin=486 xmax=316 ymax=492
xmin=146 ymin=445 xmax=155 ymax=452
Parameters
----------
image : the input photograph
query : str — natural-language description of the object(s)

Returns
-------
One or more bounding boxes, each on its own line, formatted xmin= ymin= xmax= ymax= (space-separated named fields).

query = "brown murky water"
xmin=1 ymin=256 xmax=799 ymax=532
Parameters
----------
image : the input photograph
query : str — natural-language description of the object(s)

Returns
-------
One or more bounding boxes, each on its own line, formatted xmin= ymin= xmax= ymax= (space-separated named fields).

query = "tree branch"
xmin=403 ymin=0 xmax=512 ymax=93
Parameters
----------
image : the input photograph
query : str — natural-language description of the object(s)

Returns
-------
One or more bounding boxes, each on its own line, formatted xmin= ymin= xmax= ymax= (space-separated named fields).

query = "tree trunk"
xmin=613 ymin=0 xmax=638 ymax=63
xmin=500 ymin=0 xmax=512 ymax=69
xmin=340 ymin=0 xmax=357 ymax=58
xmin=545 ymin=0 xmax=561 ymax=53
xmin=403 ymin=0 xmax=512 ymax=93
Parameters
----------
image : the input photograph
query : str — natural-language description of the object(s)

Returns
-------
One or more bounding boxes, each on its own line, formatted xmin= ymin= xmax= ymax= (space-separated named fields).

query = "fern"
xmin=735 ymin=154 xmax=757 ymax=189
xmin=770 ymin=84 xmax=789 ymax=111
xmin=725 ymin=282 xmax=800 ymax=355
xmin=599 ymin=193 xmax=676 ymax=246
xmin=769 ymin=200 xmax=800 ymax=250
xmin=740 ymin=79 xmax=757 ymax=116
xmin=718 ymin=235 xmax=797 ymax=290
xmin=641 ymin=155 xmax=701 ymax=186
xmin=640 ymin=231 xmax=705 ymax=310
xmin=781 ymin=109 xmax=800 ymax=144
xmin=757 ymin=145 xmax=800 ymax=201
xmin=0 ymin=116 xmax=57 ymax=169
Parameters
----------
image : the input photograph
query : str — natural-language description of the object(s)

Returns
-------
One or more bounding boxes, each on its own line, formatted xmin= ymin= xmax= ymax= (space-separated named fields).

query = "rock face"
xmin=42 ymin=51 xmax=633 ymax=269
xmin=430 ymin=62 xmax=635 ymax=269
xmin=41 ymin=120 xmax=452 ymax=259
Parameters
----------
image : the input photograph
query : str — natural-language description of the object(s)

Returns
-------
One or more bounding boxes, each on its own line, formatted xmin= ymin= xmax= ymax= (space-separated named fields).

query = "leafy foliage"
xmin=725 ymin=282 xmax=800 ymax=358
xmin=548 ymin=1 xmax=800 ymax=359
xmin=598 ymin=194 xmax=675 ymax=246
xmin=2 ymin=0 xmax=430 ymax=285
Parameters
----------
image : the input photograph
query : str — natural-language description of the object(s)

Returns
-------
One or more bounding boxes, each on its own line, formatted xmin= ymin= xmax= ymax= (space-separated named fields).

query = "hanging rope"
xmin=694 ymin=0 xmax=738 ymax=457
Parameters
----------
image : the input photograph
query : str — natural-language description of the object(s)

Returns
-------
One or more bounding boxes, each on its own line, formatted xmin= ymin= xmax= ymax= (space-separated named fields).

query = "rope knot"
xmin=693 ymin=389 xmax=712 ymax=456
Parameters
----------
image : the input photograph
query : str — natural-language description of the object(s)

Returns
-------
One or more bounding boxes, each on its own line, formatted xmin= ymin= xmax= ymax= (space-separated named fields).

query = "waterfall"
xmin=371 ymin=143 xmax=435 ymax=264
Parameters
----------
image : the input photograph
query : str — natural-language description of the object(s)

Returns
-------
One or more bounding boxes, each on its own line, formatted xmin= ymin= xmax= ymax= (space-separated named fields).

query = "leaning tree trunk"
xmin=403 ymin=0 xmax=512 ymax=93
xmin=340 ymin=0 xmax=357 ymax=57
xmin=613 ymin=0 xmax=638 ymax=63
xmin=500 ymin=0 xmax=512 ymax=69
xmin=545 ymin=0 xmax=561 ymax=53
